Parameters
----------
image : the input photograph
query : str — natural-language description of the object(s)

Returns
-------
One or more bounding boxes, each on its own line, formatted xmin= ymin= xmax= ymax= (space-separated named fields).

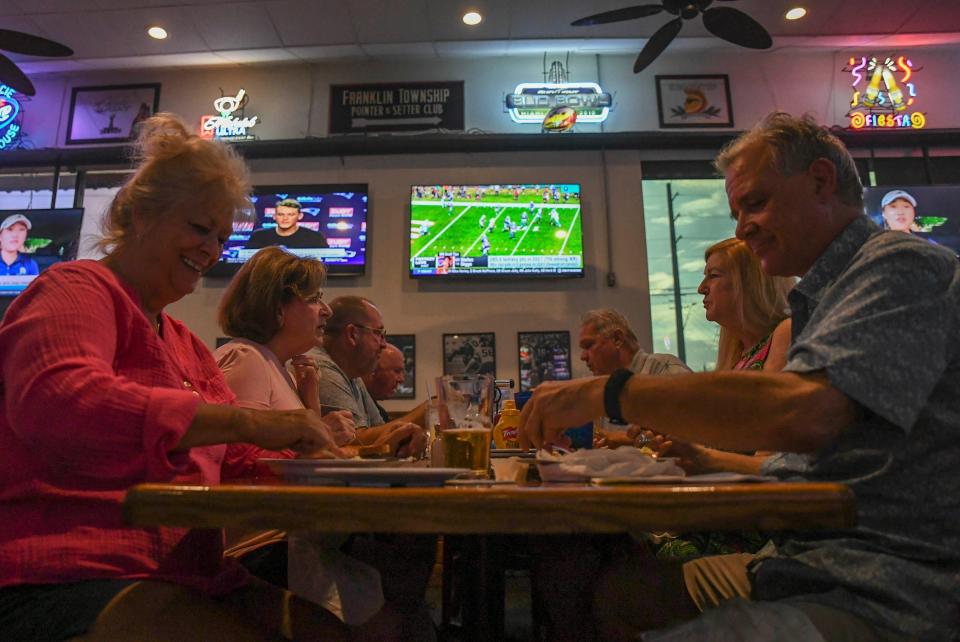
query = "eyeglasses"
xmin=352 ymin=323 xmax=387 ymax=340
xmin=302 ymin=291 xmax=325 ymax=305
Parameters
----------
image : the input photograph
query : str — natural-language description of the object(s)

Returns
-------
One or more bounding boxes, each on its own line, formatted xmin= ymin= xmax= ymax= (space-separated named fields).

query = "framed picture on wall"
xmin=655 ymin=75 xmax=733 ymax=128
xmin=65 ymin=83 xmax=161 ymax=145
xmin=442 ymin=332 xmax=496 ymax=377
xmin=518 ymin=331 xmax=573 ymax=392
xmin=385 ymin=334 xmax=416 ymax=399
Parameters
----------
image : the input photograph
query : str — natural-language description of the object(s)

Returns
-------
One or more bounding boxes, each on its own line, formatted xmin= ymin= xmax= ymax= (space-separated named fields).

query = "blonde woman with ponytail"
xmin=633 ymin=238 xmax=795 ymax=476
xmin=0 ymin=113 xmax=349 ymax=640
xmin=701 ymin=238 xmax=794 ymax=373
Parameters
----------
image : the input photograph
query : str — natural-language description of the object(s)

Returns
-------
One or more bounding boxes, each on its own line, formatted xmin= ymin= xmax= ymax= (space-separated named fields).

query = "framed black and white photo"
xmin=518 ymin=331 xmax=572 ymax=392
xmin=655 ymin=75 xmax=733 ymax=128
xmin=65 ymin=83 xmax=161 ymax=145
xmin=385 ymin=334 xmax=416 ymax=399
xmin=442 ymin=332 xmax=496 ymax=377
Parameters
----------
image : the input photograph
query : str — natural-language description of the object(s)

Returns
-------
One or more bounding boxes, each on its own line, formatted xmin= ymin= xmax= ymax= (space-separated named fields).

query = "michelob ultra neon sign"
xmin=199 ymin=88 xmax=259 ymax=140
xmin=845 ymin=56 xmax=925 ymax=130
xmin=505 ymin=82 xmax=612 ymax=124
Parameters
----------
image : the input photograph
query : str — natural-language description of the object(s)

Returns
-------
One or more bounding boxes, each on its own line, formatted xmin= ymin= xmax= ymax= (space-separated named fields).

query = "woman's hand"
xmin=593 ymin=430 xmax=635 ymax=449
xmin=321 ymin=409 xmax=357 ymax=446
xmin=628 ymin=426 xmax=708 ymax=474
xmin=244 ymin=409 xmax=345 ymax=458
xmin=291 ymin=355 xmax=320 ymax=412
xmin=519 ymin=377 xmax=606 ymax=449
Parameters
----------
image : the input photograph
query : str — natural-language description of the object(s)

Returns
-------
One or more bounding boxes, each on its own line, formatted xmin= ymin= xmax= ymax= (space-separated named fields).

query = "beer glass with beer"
xmin=436 ymin=374 xmax=495 ymax=476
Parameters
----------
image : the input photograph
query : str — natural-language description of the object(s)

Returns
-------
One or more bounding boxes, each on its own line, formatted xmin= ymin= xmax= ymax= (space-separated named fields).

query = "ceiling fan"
xmin=572 ymin=0 xmax=772 ymax=73
xmin=0 ymin=28 xmax=73 ymax=96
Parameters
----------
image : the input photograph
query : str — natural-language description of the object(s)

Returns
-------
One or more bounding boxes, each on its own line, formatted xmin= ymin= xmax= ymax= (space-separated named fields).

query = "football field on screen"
xmin=410 ymin=201 xmax=582 ymax=260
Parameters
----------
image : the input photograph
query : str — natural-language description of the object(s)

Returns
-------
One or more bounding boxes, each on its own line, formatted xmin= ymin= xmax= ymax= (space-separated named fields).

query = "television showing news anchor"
xmin=209 ymin=185 xmax=367 ymax=277
xmin=245 ymin=198 xmax=328 ymax=250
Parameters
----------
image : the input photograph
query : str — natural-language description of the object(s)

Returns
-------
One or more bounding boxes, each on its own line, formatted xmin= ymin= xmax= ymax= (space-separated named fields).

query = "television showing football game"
xmin=0 ymin=208 xmax=84 ymax=297
xmin=863 ymin=185 xmax=960 ymax=256
xmin=208 ymin=184 xmax=368 ymax=277
xmin=409 ymin=183 xmax=583 ymax=278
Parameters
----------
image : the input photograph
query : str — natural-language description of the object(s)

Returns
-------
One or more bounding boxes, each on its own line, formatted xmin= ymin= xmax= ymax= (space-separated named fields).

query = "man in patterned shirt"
xmin=522 ymin=113 xmax=960 ymax=641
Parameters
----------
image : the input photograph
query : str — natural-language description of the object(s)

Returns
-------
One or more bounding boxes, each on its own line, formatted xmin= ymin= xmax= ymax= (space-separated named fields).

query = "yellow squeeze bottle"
xmin=492 ymin=400 xmax=521 ymax=449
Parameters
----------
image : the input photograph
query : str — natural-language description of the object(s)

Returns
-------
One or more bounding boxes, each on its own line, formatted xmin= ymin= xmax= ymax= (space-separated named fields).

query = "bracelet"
xmin=604 ymin=368 xmax=634 ymax=425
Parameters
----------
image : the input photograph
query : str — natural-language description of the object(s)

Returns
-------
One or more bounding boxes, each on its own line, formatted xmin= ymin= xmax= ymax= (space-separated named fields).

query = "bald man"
xmin=362 ymin=344 xmax=407 ymax=424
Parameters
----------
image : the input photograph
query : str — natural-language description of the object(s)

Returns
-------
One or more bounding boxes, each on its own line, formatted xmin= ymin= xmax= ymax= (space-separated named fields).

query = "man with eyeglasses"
xmin=305 ymin=296 xmax=436 ymax=639
xmin=307 ymin=295 xmax=427 ymax=458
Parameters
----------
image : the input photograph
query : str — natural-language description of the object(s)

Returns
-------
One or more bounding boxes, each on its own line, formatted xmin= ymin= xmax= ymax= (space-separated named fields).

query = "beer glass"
xmin=436 ymin=374 xmax=494 ymax=476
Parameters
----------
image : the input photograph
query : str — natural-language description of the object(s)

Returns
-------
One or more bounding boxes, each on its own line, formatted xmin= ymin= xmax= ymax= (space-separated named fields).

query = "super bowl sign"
xmin=505 ymin=82 xmax=612 ymax=126
xmin=0 ymin=84 xmax=22 ymax=151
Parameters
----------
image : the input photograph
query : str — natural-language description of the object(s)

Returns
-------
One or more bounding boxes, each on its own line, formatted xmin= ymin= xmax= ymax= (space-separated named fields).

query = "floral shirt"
xmin=733 ymin=334 xmax=773 ymax=371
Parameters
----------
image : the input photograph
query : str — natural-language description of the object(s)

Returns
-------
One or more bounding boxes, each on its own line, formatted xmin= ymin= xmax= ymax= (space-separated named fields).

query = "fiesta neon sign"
xmin=199 ymin=88 xmax=259 ymax=140
xmin=0 ymin=84 xmax=22 ymax=151
xmin=845 ymin=55 xmax=926 ymax=130
xmin=505 ymin=82 xmax=612 ymax=124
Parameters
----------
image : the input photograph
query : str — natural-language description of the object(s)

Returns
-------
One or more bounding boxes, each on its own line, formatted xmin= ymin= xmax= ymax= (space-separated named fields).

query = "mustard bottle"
xmin=492 ymin=400 xmax=521 ymax=449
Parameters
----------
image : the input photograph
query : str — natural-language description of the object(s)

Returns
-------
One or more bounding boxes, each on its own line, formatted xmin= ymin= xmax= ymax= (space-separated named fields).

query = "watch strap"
xmin=604 ymin=368 xmax=634 ymax=424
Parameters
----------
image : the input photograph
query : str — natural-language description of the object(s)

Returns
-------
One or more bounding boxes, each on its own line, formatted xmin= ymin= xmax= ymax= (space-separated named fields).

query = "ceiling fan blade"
xmin=633 ymin=17 xmax=683 ymax=73
xmin=0 ymin=29 xmax=73 ymax=57
xmin=0 ymin=51 xmax=35 ymax=95
xmin=701 ymin=7 xmax=772 ymax=49
xmin=572 ymin=5 xmax=664 ymax=26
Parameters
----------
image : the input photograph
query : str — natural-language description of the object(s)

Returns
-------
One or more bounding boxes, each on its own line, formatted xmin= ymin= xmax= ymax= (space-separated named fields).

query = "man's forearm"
xmin=393 ymin=401 xmax=428 ymax=430
xmin=620 ymin=371 xmax=856 ymax=453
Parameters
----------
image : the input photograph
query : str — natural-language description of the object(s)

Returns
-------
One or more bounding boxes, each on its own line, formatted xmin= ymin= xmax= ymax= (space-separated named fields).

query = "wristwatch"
xmin=604 ymin=368 xmax=634 ymax=425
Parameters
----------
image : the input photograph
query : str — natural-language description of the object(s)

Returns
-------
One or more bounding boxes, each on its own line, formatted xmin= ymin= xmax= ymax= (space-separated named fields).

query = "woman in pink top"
xmin=215 ymin=248 xmax=436 ymax=639
xmin=215 ymin=246 xmax=356 ymax=482
xmin=0 ymin=114 xmax=348 ymax=640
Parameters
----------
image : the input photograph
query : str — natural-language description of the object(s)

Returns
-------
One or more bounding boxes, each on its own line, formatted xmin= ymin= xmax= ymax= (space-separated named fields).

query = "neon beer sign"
xmin=199 ymin=88 xmax=259 ymax=140
xmin=845 ymin=56 xmax=925 ymax=130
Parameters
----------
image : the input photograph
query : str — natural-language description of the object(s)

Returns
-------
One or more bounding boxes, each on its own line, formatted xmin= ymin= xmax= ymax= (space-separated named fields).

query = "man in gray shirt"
xmin=522 ymin=113 xmax=959 ymax=640
xmin=308 ymin=296 xmax=426 ymax=458
xmin=579 ymin=309 xmax=689 ymax=448
xmin=578 ymin=308 xmax=690 ymax=377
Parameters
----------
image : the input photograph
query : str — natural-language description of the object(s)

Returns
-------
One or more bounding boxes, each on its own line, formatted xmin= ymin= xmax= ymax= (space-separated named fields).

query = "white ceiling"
xmin=3 ymin=0 xmax=960 ymax=74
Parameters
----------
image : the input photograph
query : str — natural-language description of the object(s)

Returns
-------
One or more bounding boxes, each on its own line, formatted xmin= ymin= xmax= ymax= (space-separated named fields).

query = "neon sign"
xmin=505 ymin=82 xmax=612 ymax=125
xmin=844 ymin=56 xmax=925 ymax=130
xmin=199 ymin=88 xmax=259 ymax=140
xmin=0 ymin=84 xmax=22 ymax=151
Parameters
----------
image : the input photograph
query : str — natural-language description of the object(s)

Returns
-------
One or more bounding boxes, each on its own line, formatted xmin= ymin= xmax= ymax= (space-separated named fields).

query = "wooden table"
xmin=124 ymin=480 xmax=855 ymax=534
xmin=124 ymin=480 xmax=855 ymax=640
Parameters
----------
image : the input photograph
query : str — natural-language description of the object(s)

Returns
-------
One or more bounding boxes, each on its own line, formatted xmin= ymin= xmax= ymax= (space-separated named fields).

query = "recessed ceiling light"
xmin=147 ymin=26 xmax=168 ymax=40
xmin=462 ymin=11 xmax=483 ymax=26
xmin=785 ymin=7 xmax=807 ymax=20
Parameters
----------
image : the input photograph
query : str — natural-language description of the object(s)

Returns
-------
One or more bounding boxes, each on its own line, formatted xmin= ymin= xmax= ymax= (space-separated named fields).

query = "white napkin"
xmin=288 ymin=532 xmax=385 ymax=625
xmin=536 ymin=448 xmax=685 ymax=481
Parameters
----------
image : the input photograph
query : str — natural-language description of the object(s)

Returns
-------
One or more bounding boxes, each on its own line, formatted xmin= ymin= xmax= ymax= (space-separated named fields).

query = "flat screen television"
xmin=863 ymin=185 xmax=960 ymax=256
xmin=0 ymin=208 xmax=84 ymax=297
xmin=208 ymin=184 xmax=368 ymax=277
xmin=409 ymin=183 xmax=583 ymax=278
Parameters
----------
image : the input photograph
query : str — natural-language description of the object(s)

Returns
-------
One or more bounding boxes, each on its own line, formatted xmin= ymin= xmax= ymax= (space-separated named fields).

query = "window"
xmin=642 ymin=178 xmax=734 ymax=372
